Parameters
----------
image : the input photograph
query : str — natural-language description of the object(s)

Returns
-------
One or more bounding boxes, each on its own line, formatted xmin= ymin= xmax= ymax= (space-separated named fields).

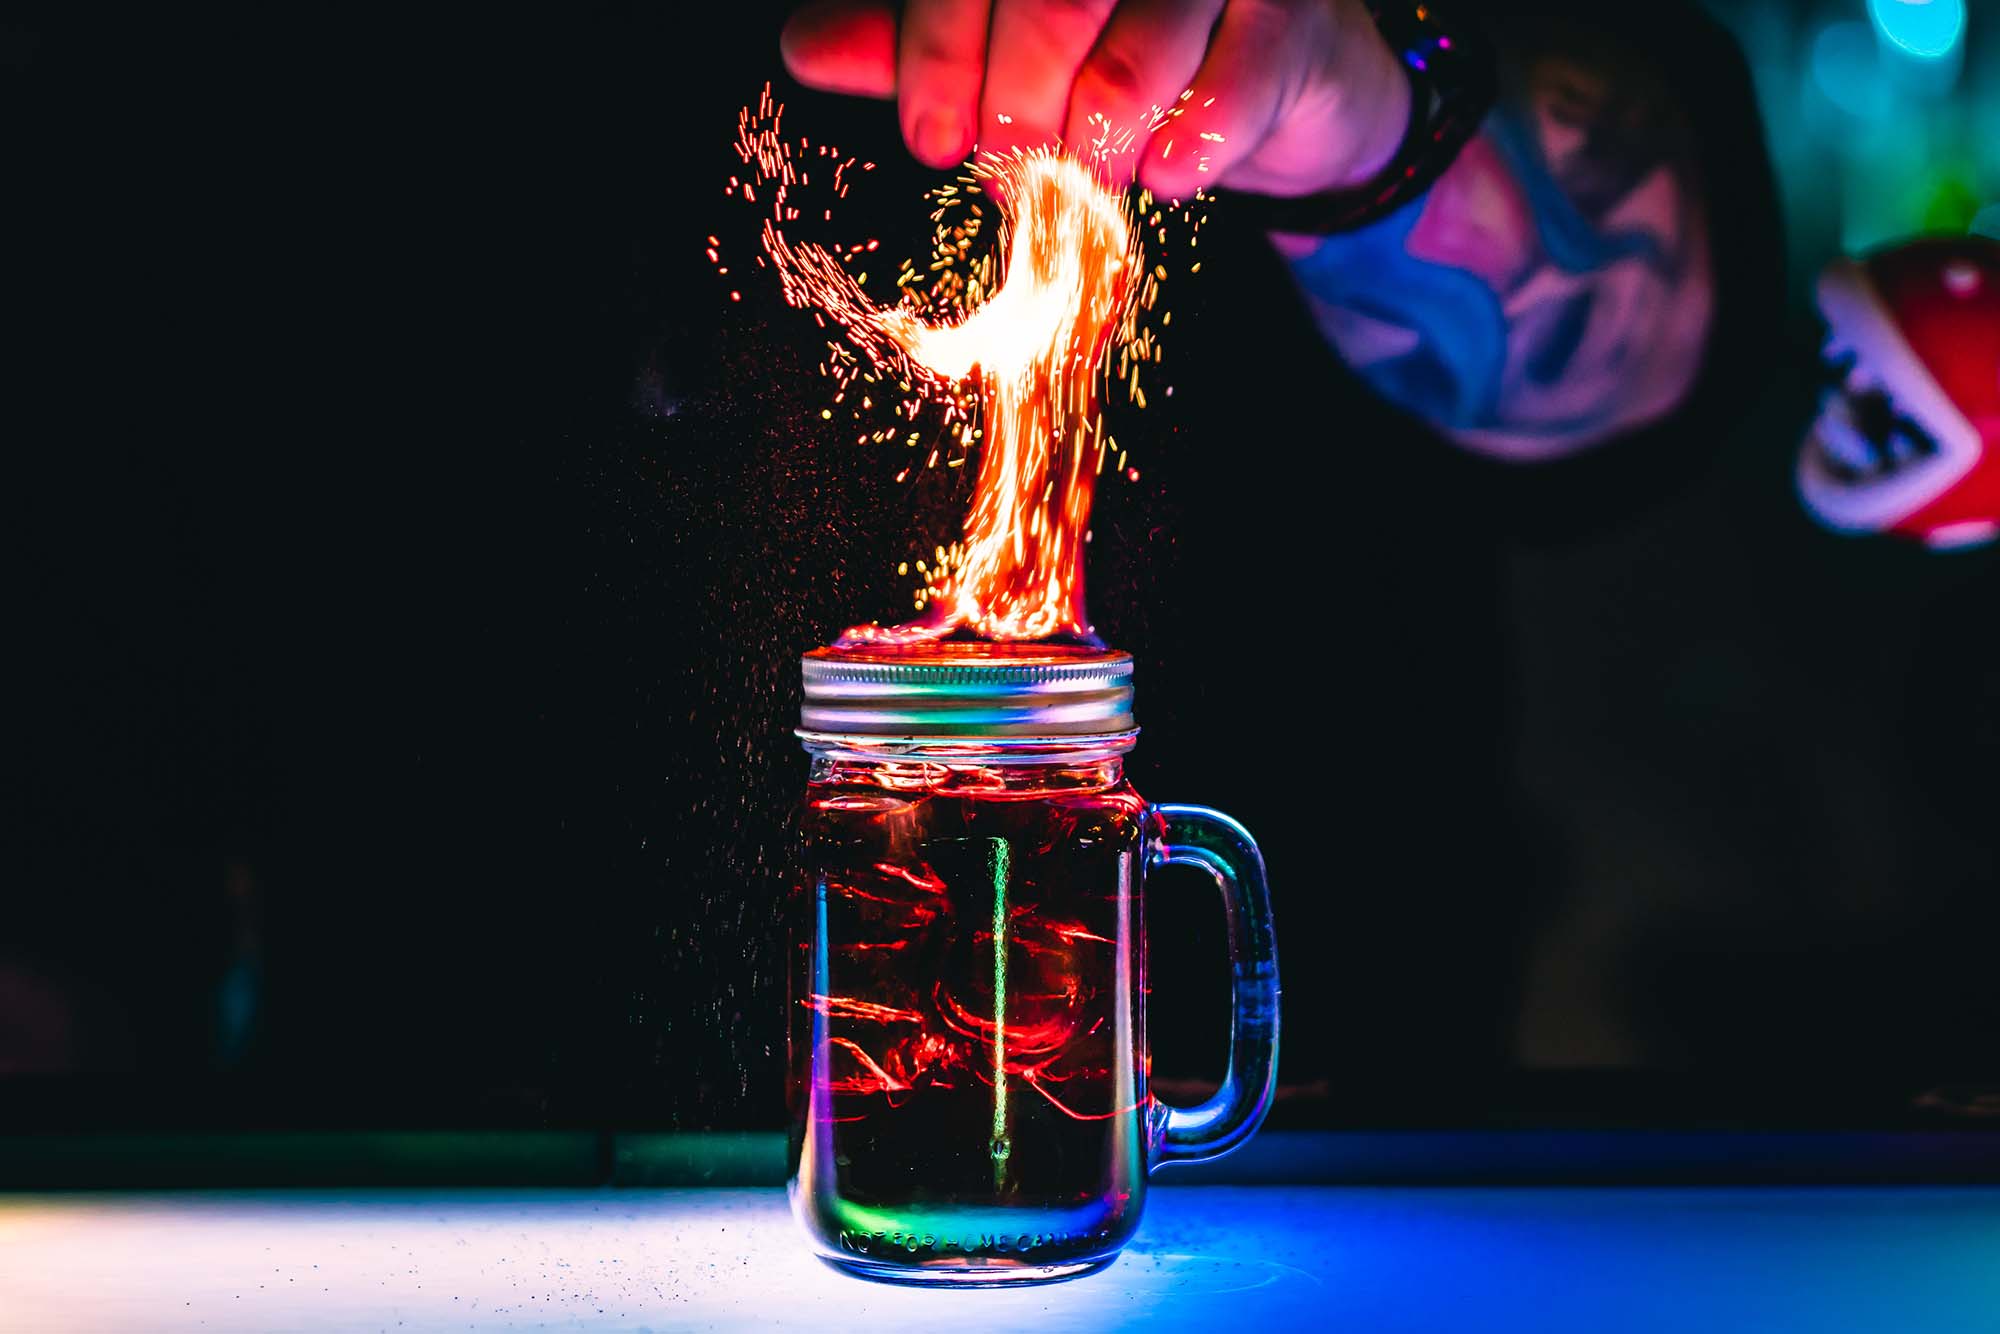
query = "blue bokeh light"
xmin=1868 ymin=0 xmax=1967 ymax=61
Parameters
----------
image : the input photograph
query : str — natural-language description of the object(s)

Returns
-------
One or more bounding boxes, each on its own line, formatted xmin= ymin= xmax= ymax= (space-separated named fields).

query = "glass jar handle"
xmin=1147 ymin=804 xmax=1280 ymax=1167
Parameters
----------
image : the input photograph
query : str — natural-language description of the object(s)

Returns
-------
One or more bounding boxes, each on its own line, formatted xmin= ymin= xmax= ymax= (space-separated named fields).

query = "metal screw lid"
xmin=799 ymin=642 xmax=1135 ymax=737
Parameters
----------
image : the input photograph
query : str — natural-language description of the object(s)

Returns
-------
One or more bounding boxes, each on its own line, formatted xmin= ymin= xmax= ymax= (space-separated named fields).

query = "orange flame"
xmin=730 ymin=87 xmax=1201 ymax=644
xmin=873 ymin=153 xmax=1137 ymax=642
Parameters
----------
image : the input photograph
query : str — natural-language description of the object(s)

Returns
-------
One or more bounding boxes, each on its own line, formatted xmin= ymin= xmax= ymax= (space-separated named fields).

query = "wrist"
xmin=1325 ymin=2 xmax=1416 ymax=192
xmin=1247 ymin=1 xmax=1496 ymax=238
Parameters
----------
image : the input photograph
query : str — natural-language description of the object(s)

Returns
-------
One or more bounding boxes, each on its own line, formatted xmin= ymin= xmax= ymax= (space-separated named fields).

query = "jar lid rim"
xmin=795 ymin=728 xmax=1139 ymax=762
xmin=800 ymin=642 xmax=1136 ymax=737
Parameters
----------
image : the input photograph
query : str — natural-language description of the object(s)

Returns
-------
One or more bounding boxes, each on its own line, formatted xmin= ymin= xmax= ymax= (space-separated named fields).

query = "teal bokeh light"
xmin=1812 ymin=20 xmax=1887 ymax=118
xmin=1869 ymin=0 xmax=1967 ymax=60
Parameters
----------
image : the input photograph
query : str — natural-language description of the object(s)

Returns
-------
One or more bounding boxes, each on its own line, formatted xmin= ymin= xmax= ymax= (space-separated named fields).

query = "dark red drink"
xmin=790 ymin=752 xmax=1151 ymax=1278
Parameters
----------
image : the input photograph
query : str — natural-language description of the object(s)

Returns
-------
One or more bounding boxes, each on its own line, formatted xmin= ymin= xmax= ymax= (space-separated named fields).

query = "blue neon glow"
xmin=1868 ymin=0 xmax=1966 ymax=60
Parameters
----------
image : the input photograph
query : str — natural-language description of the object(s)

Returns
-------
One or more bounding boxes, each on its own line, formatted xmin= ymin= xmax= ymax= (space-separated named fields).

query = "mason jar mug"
xmin=788 ymin=643 xmax=1279 ymax=1285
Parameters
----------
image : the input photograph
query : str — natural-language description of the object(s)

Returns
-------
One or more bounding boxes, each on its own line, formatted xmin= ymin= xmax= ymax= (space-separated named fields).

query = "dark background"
xmin=9 ymin=1 xmax=1997 ymax=1137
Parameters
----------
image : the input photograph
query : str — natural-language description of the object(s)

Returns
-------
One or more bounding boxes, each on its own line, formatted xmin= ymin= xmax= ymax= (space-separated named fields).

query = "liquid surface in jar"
xmin=789 ymin=762 xmax=1151 ymax=1270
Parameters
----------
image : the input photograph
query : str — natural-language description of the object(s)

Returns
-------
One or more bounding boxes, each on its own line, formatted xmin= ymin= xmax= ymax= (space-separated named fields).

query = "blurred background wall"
xmin=7 ymin=0 xmax=1995 ymax=1130
xmin=1714 ymin=0 xmax=1996 ymax=288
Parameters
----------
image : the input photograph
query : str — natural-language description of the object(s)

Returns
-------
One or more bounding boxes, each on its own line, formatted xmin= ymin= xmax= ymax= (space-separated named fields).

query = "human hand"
xmin=779 ymin=0 xmax=1411 ymax=201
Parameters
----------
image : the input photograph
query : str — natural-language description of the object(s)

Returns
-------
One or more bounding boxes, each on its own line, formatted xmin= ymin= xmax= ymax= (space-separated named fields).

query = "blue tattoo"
xmin=1285 ymin=99 xmax=1689 ymax=441
xmin=1289 ymin=198 xmax=1510 ymax=430
xmin=1481 ymin=110 xmax=1669 ymax=277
